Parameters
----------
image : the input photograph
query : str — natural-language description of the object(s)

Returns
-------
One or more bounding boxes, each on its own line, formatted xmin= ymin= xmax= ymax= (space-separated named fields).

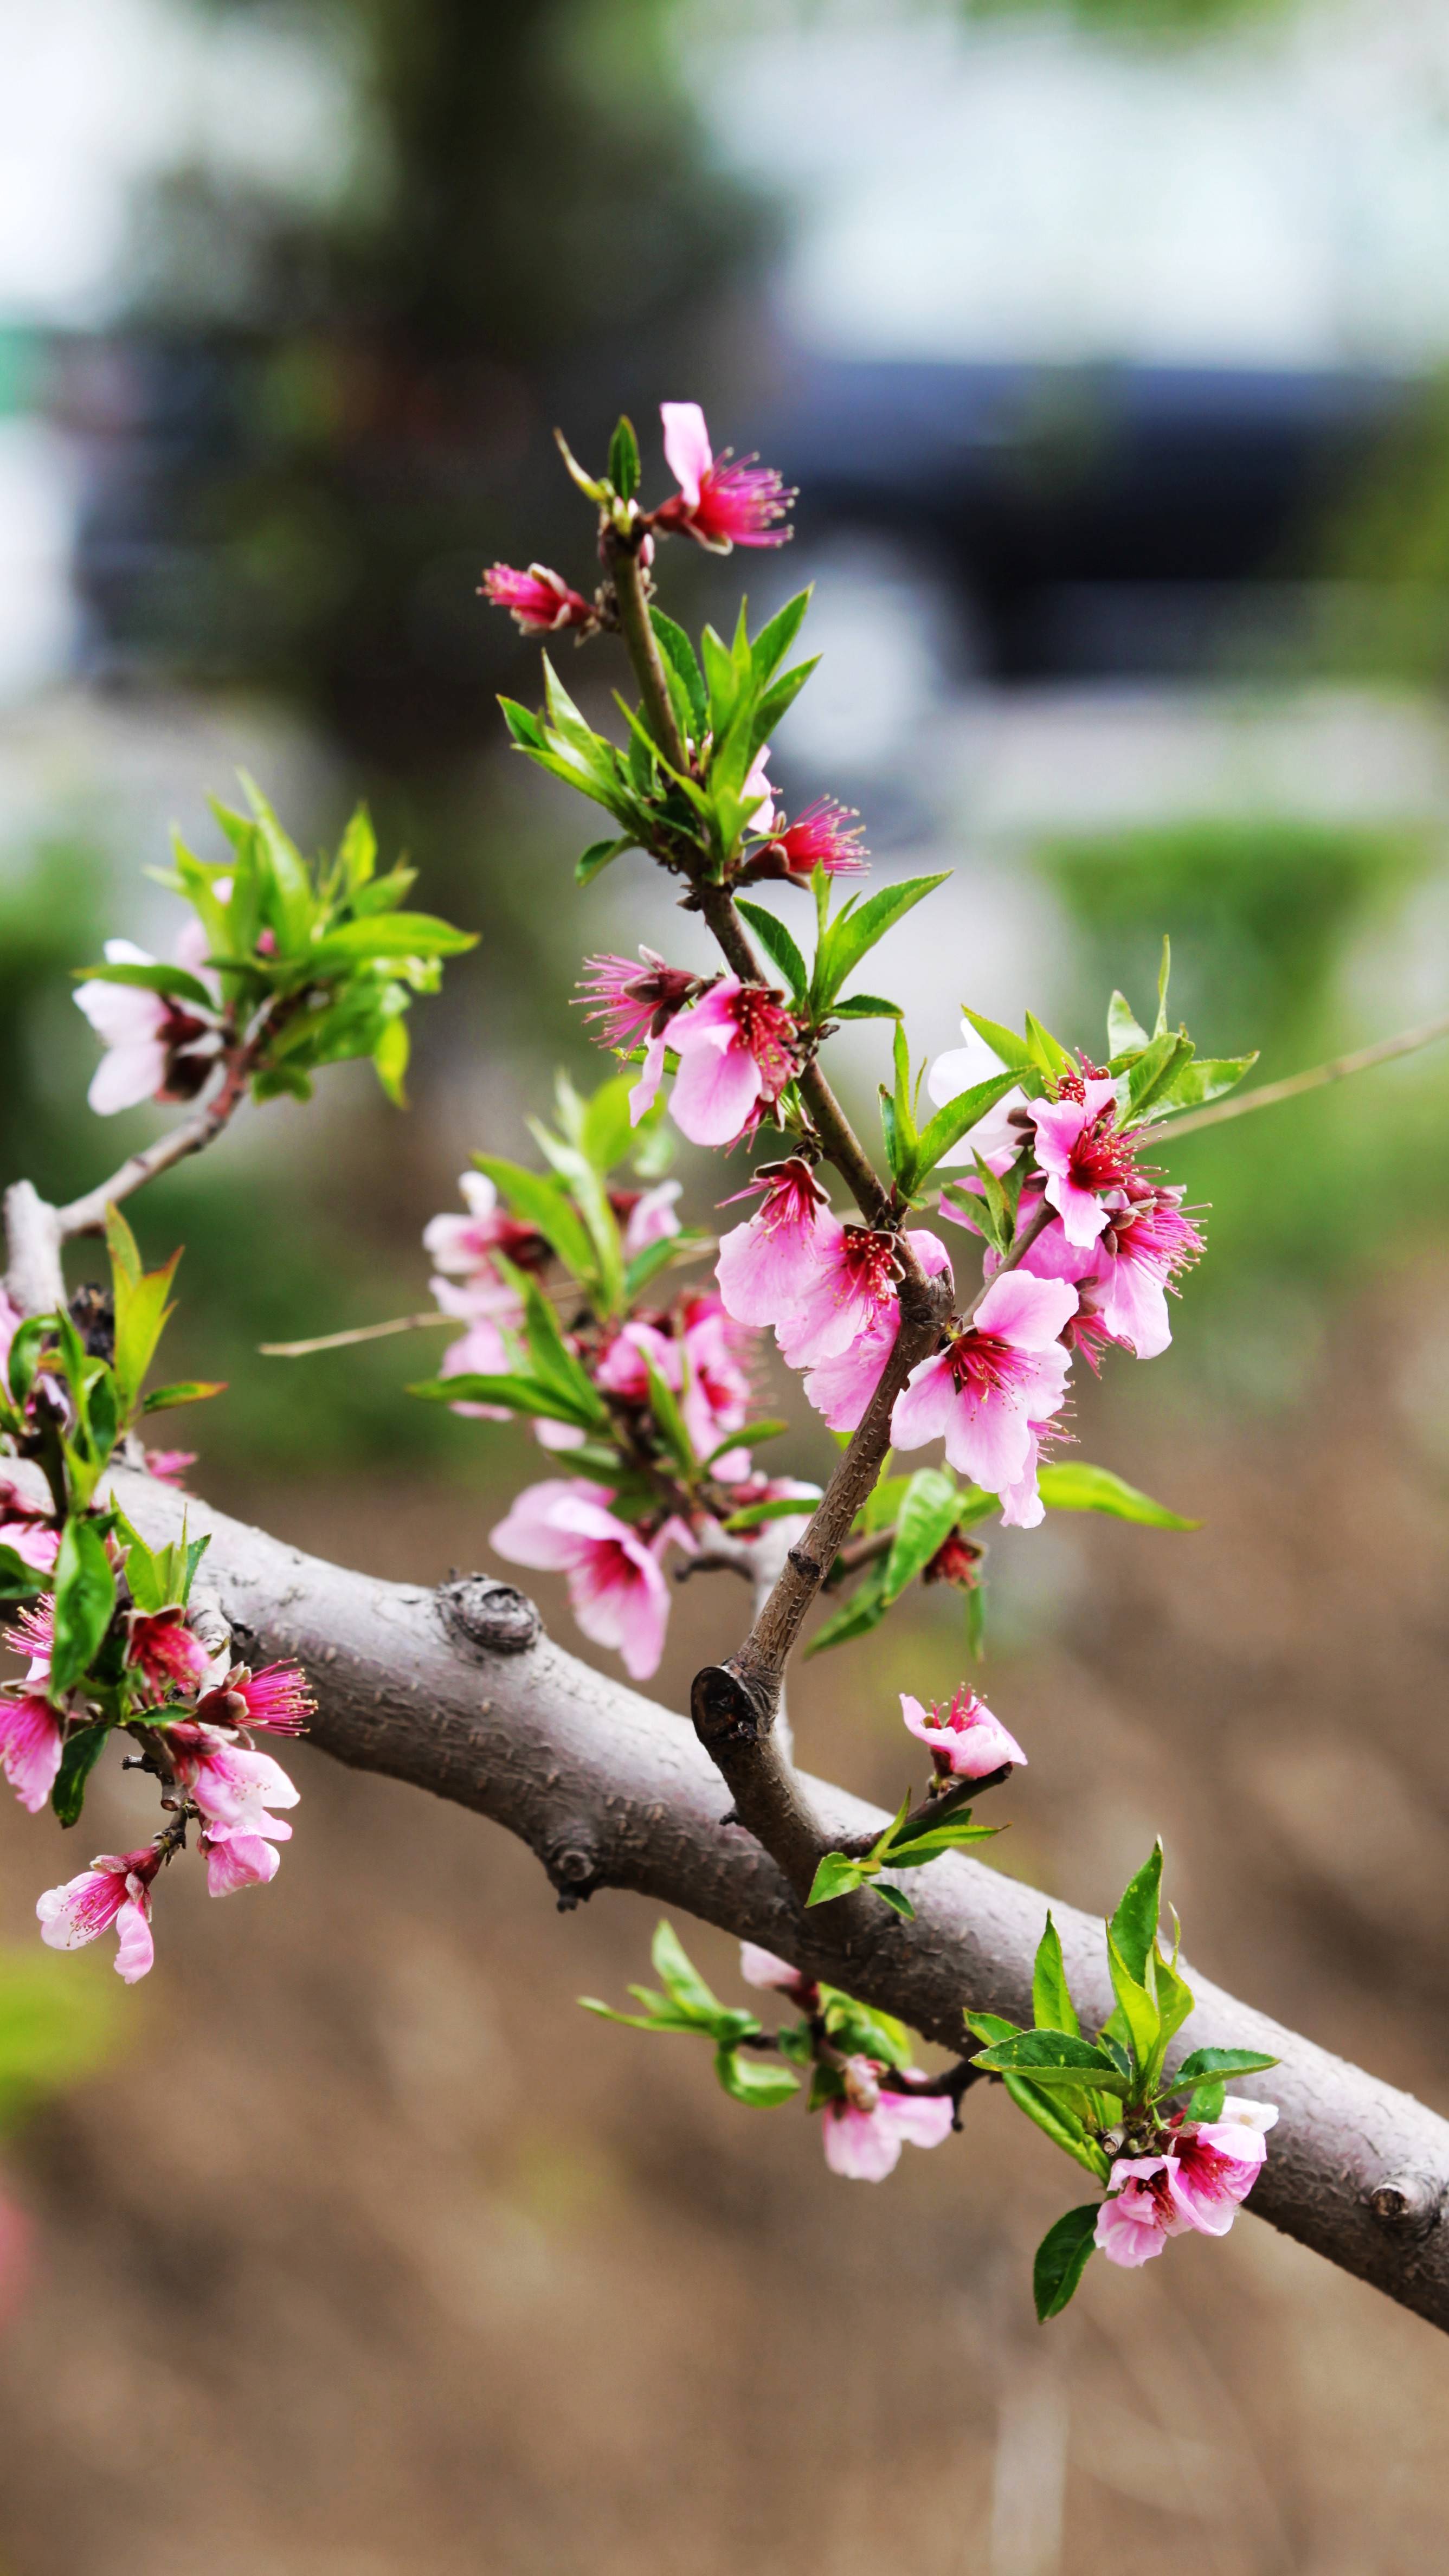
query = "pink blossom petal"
xmin=660 ymin=401 xmax=713 ymax=507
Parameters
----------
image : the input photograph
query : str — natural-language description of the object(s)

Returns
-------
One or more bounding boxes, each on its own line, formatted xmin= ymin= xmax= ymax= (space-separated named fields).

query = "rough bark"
xmin=33 ymin=1458 xmax=1448 ymax=2339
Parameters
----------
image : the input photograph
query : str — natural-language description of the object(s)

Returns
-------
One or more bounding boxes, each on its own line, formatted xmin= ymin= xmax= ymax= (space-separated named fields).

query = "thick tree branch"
xmin=22 ymin=1456 xmax=1445 ymax=2339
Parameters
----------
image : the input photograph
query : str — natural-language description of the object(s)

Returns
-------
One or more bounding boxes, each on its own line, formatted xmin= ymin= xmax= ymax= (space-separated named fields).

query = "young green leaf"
xmin=1154 ymin=932 xmax=1171 ymax=1037
xmin=872 ymin=1881 xmax=917 ymax=1918
xmin=471 ymin=1154 xmax=596 ymax=1284
xmin=1106 ymin=1925 xmax=1161 ymax=2075
xmin=649 ymin=608 xmax=707 ymax=739
xmin=1107 ymin=990 xmax=1150 ymax=1053
xmin=902 ymin=1069 xmax=1023 ymax=1191
xmin=734 ymin=899 xmax=809 ymax=1003
xmin=1110 ymin=1841 xmax=1163 ymax=1987
xmin=802 ymin=1563 xmax=891 ymax=1657
xmin=0 ymin=1543 xmax=45 ymax=1602
xmin=49 ymin=1518 xmax=117 ymax=1698
xmin=812 ymin=874 xmax=950 ymax=1013
xmin=749 ymin=588 xmax=813 ymax=686
xmin=576 ymin=836 xmax=634 ymax=887
xmin=140 ymin=1381 xmax=226 ymax=1415
xmin=1033 ymin=2203 xmax=1100 ymax=2321
xmin=651 ymin=1920 xmax=721 ymax=2019
xmin=608 ymin=414 xmax=641 ymax=502
xmin=970 ymin=2031 xmax=1131 ymax=2094
xmin=407 ymin=1370 xmax=598 ymax=1427
xmin=1032 ymin=1914 xmax=1081 ymax=2040
xmin=714 ymin=2045 xmax=801 ymax=2107
xmin=1155 ymin=1051 xmax=1259 ymax=1115
xmin=806 ymin=1852 xmax=868 ymax=1908
xmin=882 ymin=1467 xmax=964 ymax=1603
xmin=829 ymin=993 xmax=904 ymax=1021
xmin=1171 ymin=2045 xmax=1279 ymax=2086
xmin=50 ymin=1721 xmax=110 ymax=1830
xmin=960 ymin=1007 xmax=1034 ymax=1071
xmin=1035 ymin=1462 xmax=1197 ymax=1530
xmin=1024 ymin=1011 xmax=1072 ymax=1079
xmin=643 ymin=1353 xmax=697 ymax=1479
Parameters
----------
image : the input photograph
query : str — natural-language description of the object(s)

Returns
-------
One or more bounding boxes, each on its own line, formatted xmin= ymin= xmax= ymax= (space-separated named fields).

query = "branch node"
xmin=1367 ymin=2171 xmax=1445 ymax=2236
xmin=690 ymin=1662 xmax=768 ymax=1750
xmin=544 ymin=1821 xmax=605 ymax=1912
xmin=436 ymin=1575 xmax=541 ymax=1659
xmin=785 ymin=1546 xmax=822 ymax=1585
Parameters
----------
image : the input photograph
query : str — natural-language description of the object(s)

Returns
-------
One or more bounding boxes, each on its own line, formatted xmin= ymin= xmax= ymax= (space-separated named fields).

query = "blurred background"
xmin=3 ymin=0 xmax=1449 ymax=2566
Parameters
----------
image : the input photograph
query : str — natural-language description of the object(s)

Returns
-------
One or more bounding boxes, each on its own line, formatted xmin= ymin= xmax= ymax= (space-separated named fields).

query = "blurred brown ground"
xmin=2 ymin=1265 xmax=1448 ymax=2576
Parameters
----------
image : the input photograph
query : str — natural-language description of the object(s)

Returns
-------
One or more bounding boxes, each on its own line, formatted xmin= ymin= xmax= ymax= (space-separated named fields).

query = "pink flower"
xmin=36 ymin=1850 xmax=158 ymax=1982
xmin=740 ymin=746 xmax=776 ymax=835
xmin=481 ymin=562 xmax=597 ymax=635
xmin=619 ymin=1181 xmax=682 ymax=1258
xmin=751 ymin=798 xmax=868 ymax=882
xmin=1028 ymin=1077 xmax=1141 ymax=1251
xmin=799 ymin=1231 xmax=953 ymax=1436
xmin=977 ymin=1181 xmax=1205 ymax=1364
xmin=1095 ymin=2098 xmax=1278 ymax=2266
xmin=576 ymin=950 xmax=700 ymax=1055
xmin=3 ymin=1599 xmax=53 ymax=1691
xmin=194 ymin=1660 xmax=314 ymax=1737
xmin=125 ymin=1607 xmax=212 ymax=1697
xmin=432 ymin=1277 xmax=522 ymax=1419
xmin=776 ymin=1224 xmax=901 ymax=1369
xmin=900 ymin=1685 xmax=1025 ymax=1778
xmin=716 ymin=1158 xmax=836 ymax=1327
xmin=423 ymin=1171 xmax=548 ymax=1284
xmin=890 ymin=1270 xmax=1078 ymax=1510
xmin=655 ymin=402 xmax=794 ymax=552
xmin=0 ymin=1480 xmax=60 ymax=1574
xmin=73 ymin=939 xmax=222 ymax=1115
xmin=739 ymin=1943 xmax=820 ymax=2011
xmin=663 ymin=977 xmax=802 ymax=1149
xmin=679 ymin=1292 xmax=754 ymax=1462
xmin=0 ymin=1694 xmax=63 ymax=1813
xmin=170 ymin=1725 xmax=299 ymax=1895
xmin=143 ymin=1448 xmax=197 ymax=1486
xmin=822 ymin=2057 xmax=955 ymax=2181
xmin=490 ymin=1479 xmax=673 ymax=1680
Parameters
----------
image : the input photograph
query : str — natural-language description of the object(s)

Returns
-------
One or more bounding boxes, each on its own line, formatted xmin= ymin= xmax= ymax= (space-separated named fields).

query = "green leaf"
xmin=305 ymin=912 xmax=476 ymax=968
xmin=372 ymin=1010 xmax=410 ymax=1107
xmin=140 ymin=1380 xmax=225 ymax=1415
xmin=721 ymin=1494 xmax=816 ymax=1534
xmin=1032 ymin=1913 xmax=1080 ymax=2039
xmin=623 ymin=1233 xmax=698 ymax=1301
xmin=50 ymin=1722 xmax=110 ymax=1830
xmin=1186 ymin=2079 xmax=1226 ymax=2122
xmin=964 ymin=2008 xmax=1021 ymax=2050
xmin=576 ymin=835 xmax=633 ymax=887
xmin=471 ymin=1154 xmax=596 ymax=1284
xmin=608 ymin=414 xmax=641 ymax=502
xmin=110 ymin=1242 xmax=179 ymax=1413
xmin=703 ymin=1418 xmax=789 ymax=1467
xmin=76 ymin=959 xmax=217 ymax=1010
xmin=714 ymin=2045 xmax=800 ymax=2107
xmin=7 ymin=1316 xmax=50 ymax=1406
xmin=1110 ymin=1842 xmax=1163 ymax=1987
xmin=507 ymin=1265 xmax=606 ymax=1423
xmin=578 ymin=1074 xmax=636 ymax=1177
xmin=1003 ymin=2077 xmax=1111 ymax=2181
xmin=499 ymin=695 xmax=546 ymax=750
xmin=819 ymin=1988 xmax=913 ymax=2070
xmin=735 ymin=899 xmax=808 ymax=1004
xmin=1149 ymin=1946 xmax=1196 ymax=2078
xmin=829 ymin=993 xmax=903 ymax=1020
xmin=0 ymin=1543 xmax=46 ymax=1602
xmin=649 ymin=609 xmax=707 ymax=740
xmin=1126 ymin=1029 xmax=1194 ymax=1122
xmin=1106 ymin=1926 xmax=1160 ymax=2076
xmin=904 ymin=1069 xmax=1023 ymax=1190
xmin=883 ymin=1467 xmax=964 ymax=1604
xmin=884 ymin=1813 xmax=997 ymax=1865
xmin=1035 ymin=1463 xmax=1197 ymax=1530
xmin=1156 ymin=1052 xmax=1259 ymax=1116
xmin=1172 ymin=2046 xmax=1279 ymax=2086
xmin=651 ymin=1921 xmax=721 ymax=2019
xmin=643 ymin=1353 xmax=696 ymax=1479
xmin=873 ymin=1881 xmax=916 ymax=1918
xmin=970 ymin=2031 xmax=1131 ymax=2094
xmin=408 ymin=1370 xmax=598 ymax=1428
xmin=803 ymin=1563 xmax=890 ymax=1657
xmin=1033 ymin=2204 xmax=1100 ymax=2321
xmin=49 ymin=1518 xmax=117 ymax=1698
xmin=746 ymin=658 xmax=820 ymax=764
xmin=749 ymin=588 xmax=812 ymax=687
xmin=813 ymin=874 xmax=950 ymax=1013
xmin=806 ymin=1852 xmax=868 ymax=1908
xmin=1154 ymin=932 xmax=1171 ymax=1038
xmin=960 ymin=1007 xmax=1034 ymax=1071
xmin=1024 ymin=1011 xmax=1072 ymax=1079
xmin=1107 ymin=990 xmax=1150 ymax=1053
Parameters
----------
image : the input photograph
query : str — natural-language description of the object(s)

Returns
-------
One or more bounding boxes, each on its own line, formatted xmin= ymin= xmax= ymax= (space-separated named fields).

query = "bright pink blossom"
xmin=739 ymin=1943 xmax=820 ymax=2011
xmin=822 ymin=2057 xmax=955 ymax=2181
xmin=679 ymin=1292 xmax=754 ymax=1464
xmin=0 ymin=1481 xmax=60 ymax=1574
xmin=890 ymin=1271 xmax=1077 ymax=1515
xmin=1095 ymin=2098 xmax=1278 ymax=2266
xmin=125 ymin=1607 xmax=212 ymax=1697
xmin=36 ymin=1850 xmax=158 ymax=1982
xmin=490 ymin=1479 xmax=673 ymax=1680
xmin=194 ymin=1660 xmax=314 ymax=1737
xmin=752 ymin=798 xmax=868 ymax=882
xmin=1029 ymin=1078 xmax=1140 ymax=1250
xmin=900 ymin=1685 xmax=1025 ymax=1778
xmin=800 ymin=1231 xmax=953 ymax=1435
xmin=776 ymin=1225 xmax=901 ymax=1369
xmin=2 ymin=1599 xmax=53 ymax=1691
xmin=170 ymin=1725 xmax=299 ymax=1895
xmin=656 ymin=402 xmax=794 ymax=552
xmin=143 ymin=1448 xmax=197 ymax=1486
xmin=577 ymin=950 xmax=701 ymax=1054
xmin=716 ymin=1158 xmax=837 ymax=1327
xmin=0 ymin=1694 xmax=63 ymax=1812
xmin=481 ymin=562 xmax=596 ymax=635
xmin=970 ymin=1181 xmax=1205 ymax=1363
xmin=661 ymin=977 xmax=802 ymax=1149
xmin=73 ymin=939 xmax=223 ymax=1115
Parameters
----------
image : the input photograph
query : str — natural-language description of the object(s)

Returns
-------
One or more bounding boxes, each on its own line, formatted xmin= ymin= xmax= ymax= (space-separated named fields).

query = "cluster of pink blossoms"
xmin=1096 ymin=2098 xmax=1278 ymax=2266
xmin=421 ymin=1171 xmax=817 ymax=1679
xmin=0 ymin=1586 xmax=312 ymax=1981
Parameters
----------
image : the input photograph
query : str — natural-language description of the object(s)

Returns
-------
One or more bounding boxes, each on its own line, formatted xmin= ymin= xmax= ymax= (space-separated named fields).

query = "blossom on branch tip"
xmin=481 ymin=562 xmax=597 ymax=635
xmin=822 ymin=2057 xmax=955 ymax=2181
xmin=1094 ymin=2098 xmax=1278 ymax=2266
xmin=36 ymin=1851 xmax=159 ymax=1983
xmin=739 ymin=1943 xmax=820 ymax=2012
xmin=776 ymin=1225 xmax=901 ymax=1370
xmin=655 ymin=402 xmax=794 ymax=552
xmin=890 ymin=1270 xmax=1077 ymax=1517
xmin=194 ymin=1661 xmax=314 ymax=1737
xmin=716 ymin=1158 xmax=836 ymax=1327
xmin=0 ymin=1694 xmax=63 ymax=1813
xmin=490 ymin=1480 xmax=673 ymax=1680
xmin=900 ymin=1686 xmax=1025 ymax=1778
xmin=169 ymin=1724 xmax=299 ymax=1894
xmin=662 ymin=977 xmax=803 ymax=1149
xmin=73 ymin=939 xmax=223 ymax=1116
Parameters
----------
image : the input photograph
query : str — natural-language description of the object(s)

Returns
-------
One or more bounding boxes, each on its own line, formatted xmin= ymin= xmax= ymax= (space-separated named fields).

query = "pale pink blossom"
xmin=776 ymin=1224 xmax=901 ymax=1370
xmin=490 ymin=1479 xmax=673 ymax=1680
xmin=890 ymin=1271 xmax=1077 ymax=1508
xmin=620 ymin=1181 xmax=682 ymax=1258
xmin=432 ymin=1276 xmax=521 ymax=1419
xmin=1094 ymin=2098 xmax=1278 ymax=2266
xmin=822 ymin=2057 xmax=955 ymax=2181
xmin=741 ymin=745 xmax=776 ymax=835
xmin=2 ymin=1598 xmax=53 ymax=1691
xmin=73 ymin=939 xmax=222 ymax=1116
xmin=36 ymin=1850 xmax=158 ymax=1982
xmin=663 ymin=977 xmax=802 ymax=1149
xmin=739 ymin=1943 xmax=820 ymax=2010
xmin=750 ymin=796 xmax=868 ymax=882
xmin=1028 ymin=1077 xmax=1140 ymax=1251
xmin=170 ymin=1724 xmax=299 ymax=1895
xmin=900 ymin=1685 xmax=1025 ymax=1778
xmin=799 ymin=1231 xmax=952 ymax=1435
xmin=656 ymin=402 xmax=794 ymax=551
xmin=481 ymin=561 xmax=596 ymax=634
xmin=924 ymin=1026 xmax=1031 ymax=1173
xmin=423 ymin=1171 xmax=547 ymax=1284
xmin=716 ymin=1158 xmax=837 ymax=1327
xmin=0 ymin=1694 xmax=63 ymax=1812
xmin=962 ymin=1181 xmax=1205 ymax=1364
xmin=679 ymin=1292 xmax=754 ymax=1464
xmin=0 ymin=1481 xmax=60 ymax=1574
xmin=577 ymin=951 xmax=700 ymax=1055
xmin=143 ymin=1448 xmax=197 ymax=1486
